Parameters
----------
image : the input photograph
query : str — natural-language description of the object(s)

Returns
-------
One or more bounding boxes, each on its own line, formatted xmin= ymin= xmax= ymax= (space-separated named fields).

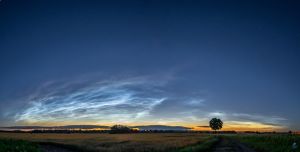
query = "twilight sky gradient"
xmin=0 ymin=0 xmax=300 ymax=131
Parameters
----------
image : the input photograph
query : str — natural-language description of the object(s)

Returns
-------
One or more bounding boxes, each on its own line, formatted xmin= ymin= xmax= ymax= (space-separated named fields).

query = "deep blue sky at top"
xmin=0 ymin=0 xmax=300 ymax=129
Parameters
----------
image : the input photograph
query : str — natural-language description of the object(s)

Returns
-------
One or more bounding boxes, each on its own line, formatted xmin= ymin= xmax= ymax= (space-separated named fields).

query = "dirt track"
xmin=213 ymin=137 xmax=256 ymax=152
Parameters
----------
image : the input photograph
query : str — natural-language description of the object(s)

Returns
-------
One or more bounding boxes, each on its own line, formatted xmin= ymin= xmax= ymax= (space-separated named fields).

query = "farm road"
xmin=213 ymin=137 xmax=256 ymax=152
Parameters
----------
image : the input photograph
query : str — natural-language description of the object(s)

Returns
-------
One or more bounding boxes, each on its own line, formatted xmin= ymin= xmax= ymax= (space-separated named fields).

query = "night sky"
xmin=0 ymin=0 xmax=300 ymax=131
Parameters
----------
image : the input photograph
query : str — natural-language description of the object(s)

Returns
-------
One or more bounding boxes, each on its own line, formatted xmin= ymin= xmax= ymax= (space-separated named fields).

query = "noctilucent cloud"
xmin=0 ymin=0 xmax=299 ymax=131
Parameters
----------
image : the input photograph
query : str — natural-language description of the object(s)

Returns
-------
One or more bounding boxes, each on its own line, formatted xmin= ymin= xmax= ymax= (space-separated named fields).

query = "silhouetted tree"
xmin=209 ymin=118 xmax=223 ymax=132
xmin=110 ymin=125 xmax=132 ymax=134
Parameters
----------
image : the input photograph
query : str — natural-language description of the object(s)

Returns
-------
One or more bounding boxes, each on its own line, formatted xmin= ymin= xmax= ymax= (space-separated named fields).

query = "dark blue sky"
xmin=0 ymin=0 xmax=299 ymax=130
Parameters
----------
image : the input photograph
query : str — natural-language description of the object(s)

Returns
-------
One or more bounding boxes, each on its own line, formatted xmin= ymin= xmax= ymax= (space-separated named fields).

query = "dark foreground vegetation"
xmin=179 ymin=136 xmax=219 ymax=152
xmin=0 ymin=139 xmax=40 ymax=152
xmin=233 ymin=134 xmax=300 ymax=152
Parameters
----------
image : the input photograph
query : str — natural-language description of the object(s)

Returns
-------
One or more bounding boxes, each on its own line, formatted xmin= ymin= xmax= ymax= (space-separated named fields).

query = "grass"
xmin=0 ymin=139 xmax=41 ymax=152
xmin=179 ymin=136 xmax=219 ymax=152
xmin=233 ymin=134 xmax=300 ymax=152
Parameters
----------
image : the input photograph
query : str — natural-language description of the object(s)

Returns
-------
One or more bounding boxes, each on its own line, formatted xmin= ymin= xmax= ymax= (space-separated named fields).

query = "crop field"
xmin=0 ymin=133 xmax=216 ymax=152
xmin=232 ymin=134 xmax=300 ymax=152
xmin=0 ymin=132 xmax=299 ymax=152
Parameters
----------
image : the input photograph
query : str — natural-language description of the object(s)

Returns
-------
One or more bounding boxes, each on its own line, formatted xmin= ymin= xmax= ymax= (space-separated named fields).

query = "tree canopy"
xmin=110 ymin=125 xmax=132 ymax=134
xmin=209 ymin=118 xmax=223 ymax=131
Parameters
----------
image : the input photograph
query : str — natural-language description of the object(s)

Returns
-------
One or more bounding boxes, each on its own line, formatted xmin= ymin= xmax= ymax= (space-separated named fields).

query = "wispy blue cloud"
xmin=2 ymin=73 xmax=289 ymax=130
xmin=14 ymin=76 xmax=168 ymax=125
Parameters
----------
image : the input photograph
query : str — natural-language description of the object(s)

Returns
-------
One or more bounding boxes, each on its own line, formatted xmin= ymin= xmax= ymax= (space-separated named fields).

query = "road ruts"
xmin=213 ymin=137 xmax=256 ymax=152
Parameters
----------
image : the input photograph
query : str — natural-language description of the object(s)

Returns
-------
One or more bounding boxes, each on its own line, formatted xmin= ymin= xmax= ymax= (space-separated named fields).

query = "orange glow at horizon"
xmin=17 ymin=120 xmax=287 ymax=132
xmin=193 ymin=121 xmax=285 ymax=132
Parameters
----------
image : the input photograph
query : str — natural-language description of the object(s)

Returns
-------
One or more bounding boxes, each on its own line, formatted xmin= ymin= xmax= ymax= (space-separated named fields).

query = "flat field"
xmin=232 ymin=134 xmax=300 ymax=152
xmin=0 ymin=132 xmax=299 ymax=152
xmin=0 ymin=132 xmax=215 ymax=152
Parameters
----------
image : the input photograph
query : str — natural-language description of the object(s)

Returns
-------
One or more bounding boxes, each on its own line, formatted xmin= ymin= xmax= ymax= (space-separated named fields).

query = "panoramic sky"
xmin=0 ymin=0 xmax=300 ymax=131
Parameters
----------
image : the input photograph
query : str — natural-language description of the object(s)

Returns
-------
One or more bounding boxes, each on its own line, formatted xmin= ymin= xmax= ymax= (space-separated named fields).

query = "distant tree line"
xmin=0 ymin=118 xmax=294 ymax=134
xmin=109 ymin=125 xmax=136 ymax=134
xmin=30 ymin=129 xmax=109 ymax=134
xmin=1 ymin=129 xmax=294 ymax=135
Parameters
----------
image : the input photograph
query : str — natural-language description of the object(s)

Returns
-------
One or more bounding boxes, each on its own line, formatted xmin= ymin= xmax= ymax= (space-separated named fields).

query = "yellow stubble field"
xmin=0 ymin=132 xmax=211 ymax=151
